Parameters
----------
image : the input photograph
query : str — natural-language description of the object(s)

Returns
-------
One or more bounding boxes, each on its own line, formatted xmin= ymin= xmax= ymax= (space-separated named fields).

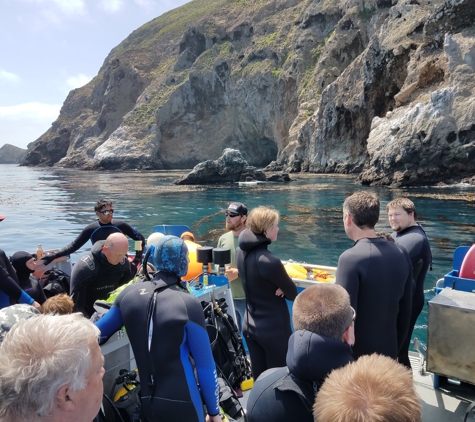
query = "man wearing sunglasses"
xmin=41 ymin=199 xmax=145 ymax=267
xmin=216 ymin=202 xmax=248 ymax=332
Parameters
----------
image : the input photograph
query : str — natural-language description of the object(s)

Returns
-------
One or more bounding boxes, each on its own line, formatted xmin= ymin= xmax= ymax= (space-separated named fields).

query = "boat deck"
xmin=237 ymin=353 xmax=475 ymax=421
xmin=410 ymin=354 xmax=475 ymax=421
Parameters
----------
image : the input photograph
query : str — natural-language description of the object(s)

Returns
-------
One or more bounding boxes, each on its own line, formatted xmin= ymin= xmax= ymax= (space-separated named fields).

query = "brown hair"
xmin=41 ymin=294 xmax=74 ymax=315
xmin=94 ymin=199 xmax=113 ymax=212
xmin=343 ymin=191 xmax=380 ymax=229
xmin=246 ymin=206 xmax=279 ymax=236
xmin=375 ymin=232 xmax=395 ymax=243
xmin=314 ymin=354 xmax=422 ymax=422
xmin=386 ymin=198 xmax=418 ymax=220
xmin=293 ymin=284 xmax=353 ymax=341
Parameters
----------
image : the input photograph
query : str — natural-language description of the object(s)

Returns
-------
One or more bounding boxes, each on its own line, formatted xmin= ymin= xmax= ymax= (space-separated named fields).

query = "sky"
xmin=0 ymin=0 xmax=191 ymax=150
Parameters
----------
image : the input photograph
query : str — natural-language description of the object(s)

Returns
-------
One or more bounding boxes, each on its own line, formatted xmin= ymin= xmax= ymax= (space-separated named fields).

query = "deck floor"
xmin=238 ymin=354 xmax=475 ymax=421
xmin=411 ymin=355 xmax=475 ymax=421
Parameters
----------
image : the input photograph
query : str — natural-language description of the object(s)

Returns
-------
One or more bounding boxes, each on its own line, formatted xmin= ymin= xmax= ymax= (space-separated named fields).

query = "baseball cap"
xmin=0 ymin=215 xmax=6 ymax=222
xmin=180 ymin=231 xmax=195 ymax=242
xmin=227 ymin=202 xmax=247 ymax=216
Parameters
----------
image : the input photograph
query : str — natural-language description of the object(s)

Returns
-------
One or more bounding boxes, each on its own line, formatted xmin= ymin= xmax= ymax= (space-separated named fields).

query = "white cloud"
xmin=66 ymin=74 xmax=92 ymax=89
xmin=99 ymin=0 xmax=124 ymax=13
xmin=134 ymin=0 xmax=155 ymax=7
xmin=52 ymin=0 xmax=87 ymax=16
xmin=0 ymin=103 xmax=61 ymax=121
xmin=0 ymin=103 xmax=62 ymax=149
xmin=17 ymin=0 xmax=87 ymax=27
xmin=0 ymin=69 xmax=21 ymax=83
xmin=21 ymin=0 xmax=87 ymax=16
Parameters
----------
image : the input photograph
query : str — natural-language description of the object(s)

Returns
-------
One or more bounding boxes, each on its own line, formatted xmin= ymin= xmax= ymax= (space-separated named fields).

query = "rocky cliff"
xmin=22 ymin=0 xmax=475 ymax=186
xmin=0 ymin=144 xmax=26 ymax=164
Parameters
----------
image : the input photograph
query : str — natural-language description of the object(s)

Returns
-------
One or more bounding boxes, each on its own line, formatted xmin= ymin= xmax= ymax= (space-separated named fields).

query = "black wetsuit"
xmin=95 ymin=272 xmax=220 ymax=422
xmin=237 ymin=229 xmax=298 ymax=379
xmin=70 ymin=241 xmax=132 ymax=317
xmin=10 ymin=251 xmax=47 ymax=305
xmin=47 ymin=219 xmax=145 ymax=262
xmin=247 ymin=330 xmax=354 ymax=422
xmin=335 ymin=237 xmax=413 ymax=359
xmin=0 ymin=250 xmax=34 ymax=310
xmin=392 ymin=224 xmax=432 ymax=367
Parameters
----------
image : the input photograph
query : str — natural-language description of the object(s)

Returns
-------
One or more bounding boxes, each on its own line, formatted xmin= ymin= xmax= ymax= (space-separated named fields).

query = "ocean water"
xmin=1 ymin=164 xmax=475 ymax=348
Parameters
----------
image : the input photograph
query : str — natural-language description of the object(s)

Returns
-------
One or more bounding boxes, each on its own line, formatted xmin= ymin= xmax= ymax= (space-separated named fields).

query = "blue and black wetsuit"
xmin=46 ymin=219 xmax=145 ymax=262
xmin=0 ymin=249 xmax=34 ymax=310
xmin=95 ymin=272 xmax=220 ymax=422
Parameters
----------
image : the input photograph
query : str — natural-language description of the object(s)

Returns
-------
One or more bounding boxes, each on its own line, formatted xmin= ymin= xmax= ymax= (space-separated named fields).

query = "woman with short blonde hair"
xmin=237 ymin=206 xmax=297 ymax=379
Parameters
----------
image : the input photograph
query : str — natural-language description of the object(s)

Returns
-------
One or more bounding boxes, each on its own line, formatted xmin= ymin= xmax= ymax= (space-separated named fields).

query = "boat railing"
xmin=281 ymin=259 xmax=337 ymax=287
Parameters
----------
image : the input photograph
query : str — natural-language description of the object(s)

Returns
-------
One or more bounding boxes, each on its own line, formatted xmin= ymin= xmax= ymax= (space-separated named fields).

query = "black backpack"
xmin=41 ymin=268 xmax=71 ymax=298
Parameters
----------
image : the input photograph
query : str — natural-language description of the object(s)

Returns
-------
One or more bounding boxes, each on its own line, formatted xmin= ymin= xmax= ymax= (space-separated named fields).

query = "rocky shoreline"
xmin=17 ymin=0 xmax=475 ymax=187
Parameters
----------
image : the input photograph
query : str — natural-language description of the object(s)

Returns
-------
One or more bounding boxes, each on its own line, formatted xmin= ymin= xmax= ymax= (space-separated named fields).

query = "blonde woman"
xmin=237 ymin=206 xmax=297 ymax=379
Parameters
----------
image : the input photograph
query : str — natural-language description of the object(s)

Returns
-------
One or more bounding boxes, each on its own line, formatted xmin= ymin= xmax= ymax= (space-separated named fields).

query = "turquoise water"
xmin=1 ymin=164 xmax=475 ymax=348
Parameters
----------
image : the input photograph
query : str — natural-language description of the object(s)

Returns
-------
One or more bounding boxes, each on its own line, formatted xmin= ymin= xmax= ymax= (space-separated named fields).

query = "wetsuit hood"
xmin=238 ymin=229 xmax=271 ymax=253
xmin=11 ymin=251 xmax=35 ymax=281
xmin=91 ymin=240 xmax=110 ymax=265
xmin=153 ymin=235 xmax=189 ymax=278
xmin=286 ymin=330 xmax=354 ymax=384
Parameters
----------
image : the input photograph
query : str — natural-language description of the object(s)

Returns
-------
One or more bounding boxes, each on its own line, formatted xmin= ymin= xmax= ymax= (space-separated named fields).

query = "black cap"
xmin=227 ymin=202 xmax=247 ymax=216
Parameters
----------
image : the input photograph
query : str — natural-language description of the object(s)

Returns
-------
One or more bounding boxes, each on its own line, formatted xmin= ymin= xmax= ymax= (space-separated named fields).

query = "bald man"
xmin=70 ymin=233 xmax=133 ymax=317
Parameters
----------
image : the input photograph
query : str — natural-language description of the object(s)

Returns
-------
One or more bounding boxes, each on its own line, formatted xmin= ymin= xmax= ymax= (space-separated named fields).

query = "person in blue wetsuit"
xmin=41 ymin=199 xmax=145 ymax=267
xmin=0 ymin=215 xmax=41 ymax=311
xmin=95 ymin=235 xmax=221 ymax=422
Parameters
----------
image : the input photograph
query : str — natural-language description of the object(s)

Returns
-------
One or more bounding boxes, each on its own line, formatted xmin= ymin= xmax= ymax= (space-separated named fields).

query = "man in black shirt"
xmin=70 ymin=232 xmax=132 ymax=317
xmin=335 ymin=191 xmax=413 ymax=360
xmin=41 ymin=199 xmax=145 ymax=266
xmin=387 ymin=198 xmax=432 ymax=368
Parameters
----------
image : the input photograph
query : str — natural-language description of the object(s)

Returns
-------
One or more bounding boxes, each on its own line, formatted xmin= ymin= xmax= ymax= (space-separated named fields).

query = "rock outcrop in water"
xmin=22 ymin=0 xmax=475 ymax=186
xmin=175 ymin=148 xmax=290 ymax=184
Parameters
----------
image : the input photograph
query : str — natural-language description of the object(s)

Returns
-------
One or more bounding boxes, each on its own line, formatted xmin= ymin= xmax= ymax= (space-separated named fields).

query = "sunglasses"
xmin=99 ymin=209 xmax=114 ymax=215
xmin=225 ymin=212 xmax=240 ymax=218
xmin=350 ymin=306 xmax=356 ymax=322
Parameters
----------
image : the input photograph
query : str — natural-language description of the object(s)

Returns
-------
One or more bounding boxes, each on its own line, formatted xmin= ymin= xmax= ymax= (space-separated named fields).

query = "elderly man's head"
xmin=0 ymin=313 xmax=104 ymax=422
xmin=102 ymin=232 xmax=129 ymax=265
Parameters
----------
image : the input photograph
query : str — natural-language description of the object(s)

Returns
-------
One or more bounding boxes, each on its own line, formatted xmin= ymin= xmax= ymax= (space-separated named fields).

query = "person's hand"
xmin=32 ymin=301 xmax=42 ymax=311
xmin=225 ymin=266 xmax=238 ymax=281
xmin=206 ymin=414 xmax=222 ymax=422
xmin=41 ymin=254 xmax=55 ymax=266
xmin=275 ymin=288 xmax=284 ymax=297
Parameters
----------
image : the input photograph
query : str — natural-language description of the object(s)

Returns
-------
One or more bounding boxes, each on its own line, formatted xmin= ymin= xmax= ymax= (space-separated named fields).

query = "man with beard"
xmin=335 ymin=191 xmax=413 ymax=360
xmin=387 ymin=198 xmax=432 ymax=368
xmin=216 ymin=202 xmax=248 ymax=331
